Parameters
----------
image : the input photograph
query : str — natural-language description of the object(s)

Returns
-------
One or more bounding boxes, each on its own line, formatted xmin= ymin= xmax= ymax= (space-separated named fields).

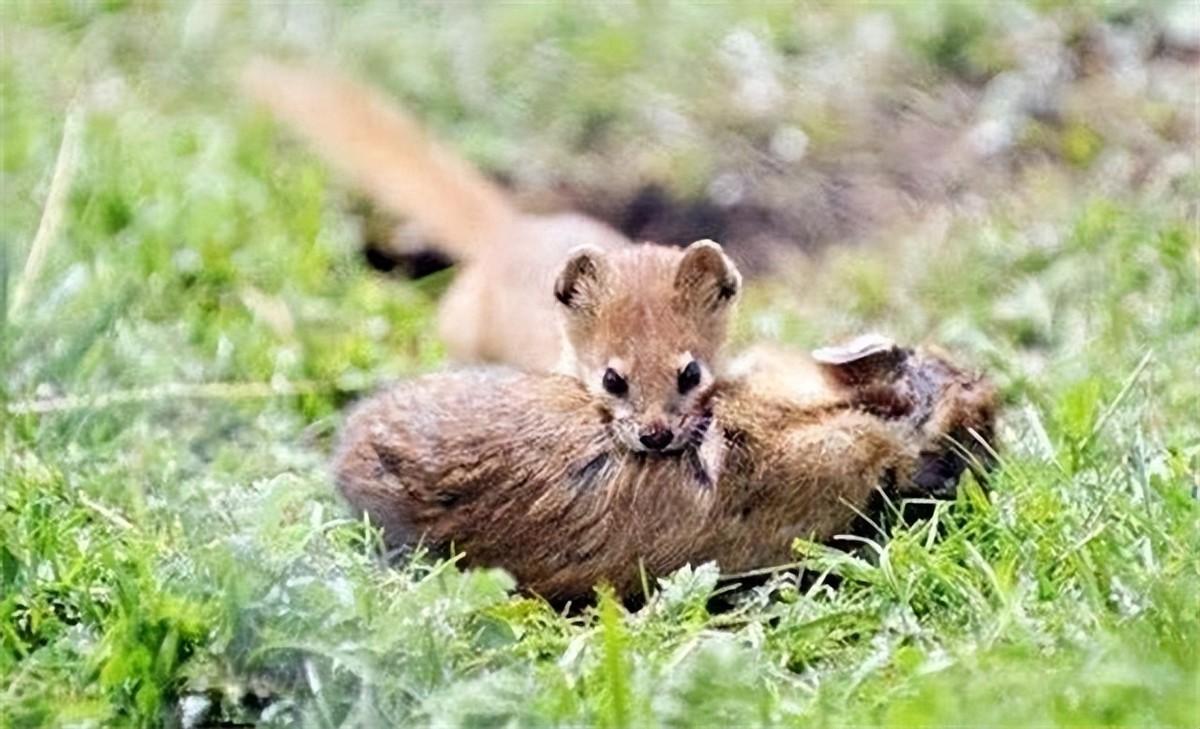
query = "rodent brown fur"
xmin=334 ymin=344 xmax=996 ymax=603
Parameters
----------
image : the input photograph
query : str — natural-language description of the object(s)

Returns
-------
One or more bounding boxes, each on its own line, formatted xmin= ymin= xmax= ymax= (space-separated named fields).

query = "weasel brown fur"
xmin=241 ymin=60 xmax=742 ymax=451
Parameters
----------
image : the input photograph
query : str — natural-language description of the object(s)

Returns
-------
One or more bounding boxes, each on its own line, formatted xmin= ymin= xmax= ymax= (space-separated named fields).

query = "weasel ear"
xmin=674 ymin=239 xmax=741 ymax=311
xmin=555 ymin=245 xmax=608 ymax=313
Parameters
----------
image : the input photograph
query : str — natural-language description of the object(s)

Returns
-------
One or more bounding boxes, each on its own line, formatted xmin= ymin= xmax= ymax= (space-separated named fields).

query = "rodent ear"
xmin=811 ymin=334 xmax=906 ymax=386
xmin=554 ymin=245 xmax=608 ymax=313
xmin=674 ymin=239 xmax=741 ymax=311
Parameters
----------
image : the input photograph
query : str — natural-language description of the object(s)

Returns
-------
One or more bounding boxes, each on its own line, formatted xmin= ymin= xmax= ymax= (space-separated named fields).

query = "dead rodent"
xmin=241 ymin=60 xmax=742 ymax=452
xmin=333 ymin=340 xmax=997 ymax=603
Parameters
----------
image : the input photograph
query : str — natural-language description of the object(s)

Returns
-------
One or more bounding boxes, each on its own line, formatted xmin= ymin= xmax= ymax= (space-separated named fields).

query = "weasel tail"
xmin=240 ymin=58 xmax=516 ymax=260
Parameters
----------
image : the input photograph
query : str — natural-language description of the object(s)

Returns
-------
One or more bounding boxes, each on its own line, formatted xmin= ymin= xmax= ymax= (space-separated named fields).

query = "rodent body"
xmin=334 ymin=346 xmax=996 ymax=602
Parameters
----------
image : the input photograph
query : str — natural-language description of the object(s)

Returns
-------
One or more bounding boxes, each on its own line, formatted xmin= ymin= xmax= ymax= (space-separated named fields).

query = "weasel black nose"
xmin=639 ymin=427 xmax=674 ymax=451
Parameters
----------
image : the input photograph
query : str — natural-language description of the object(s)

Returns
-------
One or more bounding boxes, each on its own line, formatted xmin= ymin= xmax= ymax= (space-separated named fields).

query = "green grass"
xmin=3 ymin=2 xmax=1198 ymax=727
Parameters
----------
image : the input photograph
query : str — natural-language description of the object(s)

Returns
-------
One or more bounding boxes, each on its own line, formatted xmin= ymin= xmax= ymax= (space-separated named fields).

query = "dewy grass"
xmin=3 ymin=2 xmax=1198 ymax=727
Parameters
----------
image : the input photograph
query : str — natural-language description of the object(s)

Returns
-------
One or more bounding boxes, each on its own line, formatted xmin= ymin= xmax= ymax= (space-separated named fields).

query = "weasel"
xmin=333 ymin=339 xmax=997 ymax=602
xmin=241 ymin=59 xmax=742 ymax=454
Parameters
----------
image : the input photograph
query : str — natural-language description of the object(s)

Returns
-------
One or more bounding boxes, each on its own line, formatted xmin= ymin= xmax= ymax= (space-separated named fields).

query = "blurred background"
xmin=3 ymin=2 xmax=1198 ymax=727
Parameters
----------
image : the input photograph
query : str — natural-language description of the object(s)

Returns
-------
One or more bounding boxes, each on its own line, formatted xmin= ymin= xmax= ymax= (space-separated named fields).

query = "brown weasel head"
xmin=554 ymin=239 xmax=742 ymax=454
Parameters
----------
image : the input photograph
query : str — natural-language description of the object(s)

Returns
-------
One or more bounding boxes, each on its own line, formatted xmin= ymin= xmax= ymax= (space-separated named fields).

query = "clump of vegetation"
xmin=3 ymin=1 xmax=1197 ymax=726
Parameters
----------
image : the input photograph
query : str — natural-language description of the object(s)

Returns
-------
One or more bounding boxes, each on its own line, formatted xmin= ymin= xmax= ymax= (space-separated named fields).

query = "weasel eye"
xmin=602 ymin=368 xmax=628 ymax=396
xmin=677 ymin=360 xmax=702 ymax=394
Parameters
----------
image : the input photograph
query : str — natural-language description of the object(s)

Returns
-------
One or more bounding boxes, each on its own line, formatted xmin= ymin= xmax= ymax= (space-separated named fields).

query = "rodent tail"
xmin=240 ymin=57 xmax=517 ymax=261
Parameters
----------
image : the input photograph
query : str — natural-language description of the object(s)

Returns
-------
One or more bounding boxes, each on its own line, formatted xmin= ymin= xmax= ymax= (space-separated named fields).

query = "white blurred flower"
xmin=770 ymin=125 xmax=810 ymax=163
